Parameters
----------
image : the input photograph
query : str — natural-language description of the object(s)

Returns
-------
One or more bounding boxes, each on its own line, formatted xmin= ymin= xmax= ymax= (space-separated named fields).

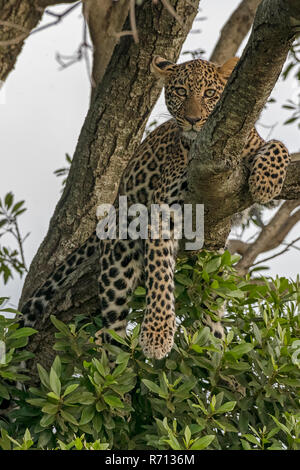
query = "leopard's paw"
xmin=248 ymin=171 xmax=283 ymax=204
xmin=139 ymin=312 xmax=176 ymax=359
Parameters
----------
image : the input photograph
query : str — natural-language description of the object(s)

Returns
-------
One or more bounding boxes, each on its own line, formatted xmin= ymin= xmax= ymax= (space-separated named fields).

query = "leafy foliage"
xmin=0 ymin=299 xmax=36 ymax=404
xmin=0 ymin=251 xmax=299 ymax=450
xmin=0 ymin=192 xmax=28 ymax=283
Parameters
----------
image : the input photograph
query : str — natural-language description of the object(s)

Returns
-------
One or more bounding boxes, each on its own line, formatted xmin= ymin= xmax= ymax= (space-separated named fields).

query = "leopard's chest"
xmin=119 ymin=123 xmax=188 ymax=208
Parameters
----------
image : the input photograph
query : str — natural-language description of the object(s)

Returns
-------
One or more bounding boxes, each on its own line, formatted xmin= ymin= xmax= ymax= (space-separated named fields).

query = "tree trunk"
xmin=0 ymin=0 xmax=43 ymax=82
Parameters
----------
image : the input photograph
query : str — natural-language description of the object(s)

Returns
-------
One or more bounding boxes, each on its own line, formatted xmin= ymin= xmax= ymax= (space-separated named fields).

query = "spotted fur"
xmin=21 ymin=56 xmax=290 ymax=360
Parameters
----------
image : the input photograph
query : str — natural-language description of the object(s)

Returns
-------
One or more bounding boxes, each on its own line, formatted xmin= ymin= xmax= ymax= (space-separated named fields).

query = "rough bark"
xmin=210 ymin=0 xmax=261 ymax=64
xmin=83 ymin=0 xmax=130 ymax=93
xmin=0 ymin=0 xmax=43 ymax=82
xmin=0 ymin=1 xmax=82 ymax=83
xmin=186 ymin=0 xmax=300 ymax=250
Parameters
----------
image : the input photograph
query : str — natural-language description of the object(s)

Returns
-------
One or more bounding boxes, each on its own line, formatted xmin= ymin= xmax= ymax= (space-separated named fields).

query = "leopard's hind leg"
xmin=248 ymin=140 xmax=290 ymax=204
xmin=97 ymin=238 xmax=143 ymax=344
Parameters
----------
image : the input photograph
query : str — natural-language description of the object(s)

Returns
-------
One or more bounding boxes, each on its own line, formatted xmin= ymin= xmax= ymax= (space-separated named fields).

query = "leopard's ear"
xmin=151 ymin=56 xmax=176 ymax=80
xmin=218 ymin=57 xmax=239 ymax=79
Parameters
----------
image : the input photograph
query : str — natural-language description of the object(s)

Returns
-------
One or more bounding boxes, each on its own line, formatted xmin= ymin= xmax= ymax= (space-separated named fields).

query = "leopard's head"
xmin=151 ymin=55 xmax=238 ymax=139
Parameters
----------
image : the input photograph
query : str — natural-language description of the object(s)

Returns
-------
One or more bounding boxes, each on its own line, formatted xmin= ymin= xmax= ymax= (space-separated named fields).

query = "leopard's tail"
xmin=20 ymin=231 xmax=99 ymax=327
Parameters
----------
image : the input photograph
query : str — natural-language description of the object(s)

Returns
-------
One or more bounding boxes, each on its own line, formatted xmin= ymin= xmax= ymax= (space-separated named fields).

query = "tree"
xmin=0 ymin=0 xmax=299 ymax=450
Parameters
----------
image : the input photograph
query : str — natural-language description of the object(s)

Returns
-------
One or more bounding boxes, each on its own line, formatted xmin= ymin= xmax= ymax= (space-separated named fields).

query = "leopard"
xmin=20 ymin=55 xmax=290 ymax=361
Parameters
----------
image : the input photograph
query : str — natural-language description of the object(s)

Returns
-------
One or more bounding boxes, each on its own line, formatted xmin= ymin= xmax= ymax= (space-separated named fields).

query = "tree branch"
xmin=210 ymin=0 xmax=261 ymax=64
xmin=186 ymin=0 xmax=300 ymax=252
xmin=233 ymin=200 xmax=300 ymax=275
xmin=250 ymin=235 xmax=300 ymax=267
xmin=83 ymin=0 xmax=130 ymax=92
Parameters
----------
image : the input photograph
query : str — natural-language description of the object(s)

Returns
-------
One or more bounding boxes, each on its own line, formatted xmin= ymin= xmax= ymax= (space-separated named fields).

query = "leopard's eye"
xmin=175 ymin=87 xmax=187 ymax=97
xmin=204 ymin=89 xmax=216 ymax=98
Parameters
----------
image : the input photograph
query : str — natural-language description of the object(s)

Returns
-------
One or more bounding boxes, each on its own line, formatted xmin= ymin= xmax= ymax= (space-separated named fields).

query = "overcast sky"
xmin=0 ymin=0 xmax=299 ymax=307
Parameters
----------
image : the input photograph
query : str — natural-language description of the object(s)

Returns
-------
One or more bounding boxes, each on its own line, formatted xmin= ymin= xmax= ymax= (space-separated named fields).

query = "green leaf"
xmin=243 ymin=434 xmax=259 ymax=445
xmin=271 ymin=416 xmax=291 ymax=436
xmin=103 ymin=394 xmax=124 ymax=409
xmin=142 ymin=379 xmax=163 ymax=395
xmin=42 ymin=403 xmax=59 ymax=415
xmin=190 ymin=435 xmax=215 ymax=450
xmin=52 ymin=356 xmax=62 ymax=377
xmin=37 ymin=364 xmax=50 ymax=389
xmin=205 ymin=257 xmax=221 ymax=273
xmin=107 ymin=330 xmax=128 ymax=346
xmin=10 ymin=327 xmax=37 ymax=339
xmin=0 ymin=383 xmax=10 ymax=400
xmin=47 ymin=391 xmax=60 ymax=401
xmin=63 ymin=383 xmax=79 ymax=397
xmin=216 ymin=401 xmax=236 ymax=414
xmin=184 ymin=426 xmax=191 ymax=446
xmin=79 ymin=405 xmax=95 ymax=425
xmin=50 ymin=315 xmax=71 ymax=336
xmin=49 ymin=367 xmax=61 ymax=397
xmin=175 ymin=273 xmax=193 ymax=286
xmin=228 ymin=343 xmax=254 ymax=359
xmin=60 ymin=410 xmax=78 ymax=425
xmin=4 ymin=192 xmax=13 ymax=209
xmin=40 ymin=413 xmax=56 ymax=427
xmin=0 ymin=429 xmax=12 ymax=450
xmin=12 ymin=200 xmax=25 ymax=215
xmin=134 ymin=286 xmax=146 ymax=297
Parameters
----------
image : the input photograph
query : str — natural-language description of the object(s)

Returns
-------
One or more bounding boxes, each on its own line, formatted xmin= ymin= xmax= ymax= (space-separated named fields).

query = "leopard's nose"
xmin=185 ymin=116 xmax=201 ymax=125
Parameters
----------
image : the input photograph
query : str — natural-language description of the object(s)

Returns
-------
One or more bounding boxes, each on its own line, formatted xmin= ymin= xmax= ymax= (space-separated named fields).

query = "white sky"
xmin=0 ymin=0 xmax=299 ymax=307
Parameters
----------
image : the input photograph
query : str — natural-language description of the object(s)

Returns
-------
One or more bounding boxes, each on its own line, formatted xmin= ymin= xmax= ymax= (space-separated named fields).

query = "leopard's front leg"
xmin=139 ymin=236 xmax=178 ymax=359
xmin=138 ymin=162 xmax=184 ymax=359
xmin=248 ymin=139 xmax=290 ymax=204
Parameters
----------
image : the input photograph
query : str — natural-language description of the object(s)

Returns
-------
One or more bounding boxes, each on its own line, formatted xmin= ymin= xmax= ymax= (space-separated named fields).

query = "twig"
xmin=0 ymin=2 xmax=81 ymax=47
xmin=113 ymin=30 xmax=135 ymax=40
xmin=256 ymin=120 xmax=278 ymax=140
xmin=31 ymin=2 xmax=81 ymax=37
xmin=13 ymin=219 xmax=28 ymax=272
xmin=281 ymin=240 xmax=300 ymax=251
xmin=114 ymin=0 xmax=183 ymax=41
xmin=251 ymin=236 xmax=300 ymax=267
xmin=114 ymin=0 xmax=139 ymax=43
xmin=234 ymin=201 xmax=300 ymax=275
xmin=81 ymin=16 xmax=95 ymax=87
xmin=130 ymin=0 xmax=139 ymax=43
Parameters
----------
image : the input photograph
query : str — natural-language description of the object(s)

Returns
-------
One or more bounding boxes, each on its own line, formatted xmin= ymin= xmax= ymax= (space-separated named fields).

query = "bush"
xmin=0 ymin=251 xmax=299 ymax=450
